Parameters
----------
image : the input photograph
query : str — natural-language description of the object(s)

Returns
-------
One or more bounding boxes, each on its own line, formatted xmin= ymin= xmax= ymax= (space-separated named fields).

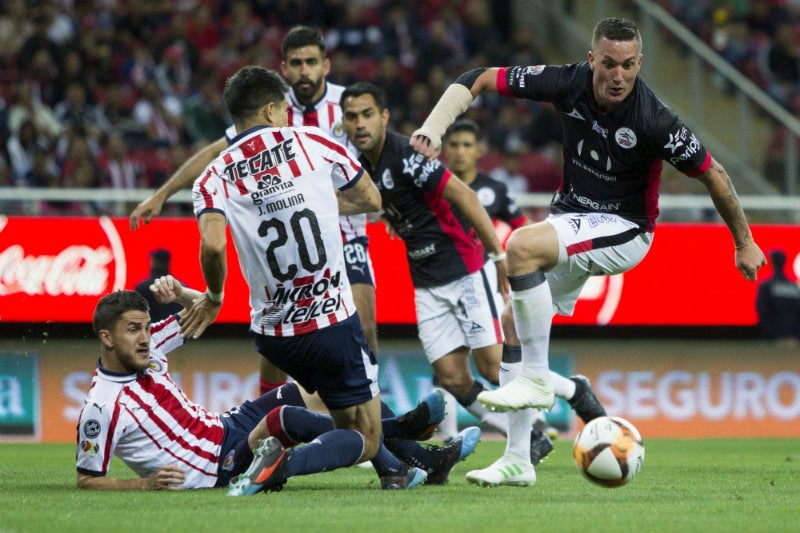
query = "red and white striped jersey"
xmin=226 ymin=82 xmax=367 ymax=243
xmin=76 ymin=316 xmax=224 ymax=489
xmin=289 ymin=83 xmax=367 ymax=243
xmin=193 ymin=125 xmax=364 ymax=336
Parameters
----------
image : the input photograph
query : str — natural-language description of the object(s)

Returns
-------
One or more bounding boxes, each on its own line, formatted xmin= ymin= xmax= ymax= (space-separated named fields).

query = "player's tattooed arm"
xmin=695 ymin=157 xmax=766 ymax=280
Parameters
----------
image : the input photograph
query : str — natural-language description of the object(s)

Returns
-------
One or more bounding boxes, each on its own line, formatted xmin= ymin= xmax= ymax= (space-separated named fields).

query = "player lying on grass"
xmin=76 ymin=276 xmax=480 ymax=491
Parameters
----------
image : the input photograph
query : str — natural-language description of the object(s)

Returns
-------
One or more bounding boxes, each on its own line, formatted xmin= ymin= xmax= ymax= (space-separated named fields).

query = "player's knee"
xmin=505 ymin=229 xmax=529 ymax=262
xmin=435 ymin=373 xmax=471 ymax=397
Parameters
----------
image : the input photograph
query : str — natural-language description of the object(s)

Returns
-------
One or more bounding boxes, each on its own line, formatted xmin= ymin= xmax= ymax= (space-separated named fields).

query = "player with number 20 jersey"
xmin=193 ymin=125 xmax=365 ymax=337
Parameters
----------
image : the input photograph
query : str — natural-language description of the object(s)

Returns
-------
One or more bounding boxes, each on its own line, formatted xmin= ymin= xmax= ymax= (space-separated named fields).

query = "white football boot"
xmin=478 ymin=376 xmax=554 ymax=412
xmin=466 ymin=453 xmax=536 ymax=487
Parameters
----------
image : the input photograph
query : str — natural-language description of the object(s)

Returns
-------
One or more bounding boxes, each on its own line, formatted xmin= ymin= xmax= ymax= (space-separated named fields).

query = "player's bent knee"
xmin=358 ymin=430 xmax=382 ymax=461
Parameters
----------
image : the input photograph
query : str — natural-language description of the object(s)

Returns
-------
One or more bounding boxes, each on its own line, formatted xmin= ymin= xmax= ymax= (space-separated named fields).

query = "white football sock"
xmin=500 ymin=358 xmax=535 ymax=457
xmin=510 ymin=275 xmax=553 ymax=381
xmin=551 ymin=371 xmax=577 ymax=400
xmin=465 ymin=400 xmax=508 ymax=434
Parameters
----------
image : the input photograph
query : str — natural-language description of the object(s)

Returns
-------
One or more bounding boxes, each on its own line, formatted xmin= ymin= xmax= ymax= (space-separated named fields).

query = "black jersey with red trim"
xmin=360 ymin=131 xmax=485 ymax=288
xmin=470 ymin=172 xmax=527 ymax=229
xmin=498 ymin=63 xmax=712 ymax=232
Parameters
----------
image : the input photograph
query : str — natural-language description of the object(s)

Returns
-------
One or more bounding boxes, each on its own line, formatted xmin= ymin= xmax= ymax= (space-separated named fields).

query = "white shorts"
xmin=415 ymin=261 xmax=505 ymax=364
xmin=544 ymin=213 xmax=653 ymax=315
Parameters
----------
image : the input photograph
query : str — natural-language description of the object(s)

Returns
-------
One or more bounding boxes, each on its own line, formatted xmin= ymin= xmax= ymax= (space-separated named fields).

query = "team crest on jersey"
xmin=524 ymin=65 xmax=546 ymax=76
xmin=382 ymin=168 xmax=395 ymax=189
xmin=148 ymin=359 xmax=164 ymax=374
xmin=615 ymin=128 xmax=637 ymax=149
xmin=332 ymin=122 xmax=345 ymax=138
xmin=81 ymin=439 xmax=99 ymax=456
xmin=476 ymin=187 xmax=496 ymax=207
xmin=83 ymin=419 xmax=101 ymax=439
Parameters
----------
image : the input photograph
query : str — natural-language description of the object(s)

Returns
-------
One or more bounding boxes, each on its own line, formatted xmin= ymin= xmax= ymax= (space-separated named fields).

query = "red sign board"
xmin=1 ymin=216 xmax=798 ymax=326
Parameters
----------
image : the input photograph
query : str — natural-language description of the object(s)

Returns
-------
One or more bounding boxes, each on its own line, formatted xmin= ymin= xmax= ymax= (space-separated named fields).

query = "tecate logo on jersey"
xmin=0 ymin=216 xmax=125 ymax=297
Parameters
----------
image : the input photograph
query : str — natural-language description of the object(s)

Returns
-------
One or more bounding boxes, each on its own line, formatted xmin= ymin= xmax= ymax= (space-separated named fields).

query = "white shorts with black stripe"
xmin=545 ymin=213 xmax=653 ymax=316
xmin=415 ymin=261 xmax=505 ymax=364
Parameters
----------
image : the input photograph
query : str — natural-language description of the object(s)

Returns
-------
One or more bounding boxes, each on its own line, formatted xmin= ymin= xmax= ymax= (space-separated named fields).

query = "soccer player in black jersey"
xmin=436 ymin=118 xmax=534 ymax=442
xmin=340 ymin=82 xmax=515 ymax=443
xmin=341 ymin=83 xmax=561 ymax=474
xmin=412 ymin=17 xmax=766 ymax=486
xmin=443 ymin=119 xmax=531 ymax=230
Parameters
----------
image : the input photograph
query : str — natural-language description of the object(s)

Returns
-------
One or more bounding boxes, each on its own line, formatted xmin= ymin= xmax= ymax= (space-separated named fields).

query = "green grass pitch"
xmin=1 ymin=438 xmax=798 ymax=533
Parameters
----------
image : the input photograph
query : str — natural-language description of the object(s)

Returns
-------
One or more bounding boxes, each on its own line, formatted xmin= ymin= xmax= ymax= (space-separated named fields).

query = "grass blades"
xmin=1 ymin=438 xmax=798 ymax=533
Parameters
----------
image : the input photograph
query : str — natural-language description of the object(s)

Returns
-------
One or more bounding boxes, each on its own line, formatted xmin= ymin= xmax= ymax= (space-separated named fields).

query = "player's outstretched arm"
xmin=410 ymin=68 xmax=500 ymax=159
xmin=182 ymin=212 xmax=226 ymax=339
xmin=77 ymin=465 xmax=185 ymax=491
xmin=129 ymin=138 xmax=227 ymax=230
xmin=696 ymin=156 xmax=766 ymax=281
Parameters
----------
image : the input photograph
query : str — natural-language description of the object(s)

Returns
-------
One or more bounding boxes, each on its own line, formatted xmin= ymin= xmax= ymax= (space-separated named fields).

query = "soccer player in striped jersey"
xmin=181 ymin=65 xmax=434 ymax=493
xmin=76 ymin=279 xmax=477 ymax=490
xmin=129 ymin=26 xmax=379 ymax=397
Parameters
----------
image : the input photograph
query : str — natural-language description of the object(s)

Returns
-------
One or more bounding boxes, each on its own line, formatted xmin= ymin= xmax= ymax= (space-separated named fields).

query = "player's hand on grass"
xmin=147 ymin=464 xmax=185 ymax=490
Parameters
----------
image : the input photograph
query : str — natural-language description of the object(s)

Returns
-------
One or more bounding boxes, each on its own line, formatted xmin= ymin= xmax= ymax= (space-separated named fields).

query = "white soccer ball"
xmin=573 ymin=416 xmax=645 ymax=488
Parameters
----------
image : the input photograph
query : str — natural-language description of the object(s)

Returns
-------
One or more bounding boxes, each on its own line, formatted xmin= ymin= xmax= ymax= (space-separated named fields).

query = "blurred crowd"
xmin=0 ymin=0 xmax=564 ymax=217
xmin=662 ymin=0 xmax=800 ymax=192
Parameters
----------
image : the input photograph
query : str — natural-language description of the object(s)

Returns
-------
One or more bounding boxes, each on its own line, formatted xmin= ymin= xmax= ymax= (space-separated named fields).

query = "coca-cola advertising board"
xmin=1 ymin=215 xmax=799 ymax=326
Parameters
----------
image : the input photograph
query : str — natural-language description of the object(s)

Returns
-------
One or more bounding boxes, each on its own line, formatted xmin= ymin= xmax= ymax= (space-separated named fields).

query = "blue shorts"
xmin=254 ymin=314 xmax=380 ymax=410
xmin=215 ymin=400 xmax=266 ymax=488
xmin=343 ymin=236 xmax=374 ymax=286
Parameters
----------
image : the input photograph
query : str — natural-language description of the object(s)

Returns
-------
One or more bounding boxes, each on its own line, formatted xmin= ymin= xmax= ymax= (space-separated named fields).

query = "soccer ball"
xmin=573 ymin=416 xmax=645 ymax=488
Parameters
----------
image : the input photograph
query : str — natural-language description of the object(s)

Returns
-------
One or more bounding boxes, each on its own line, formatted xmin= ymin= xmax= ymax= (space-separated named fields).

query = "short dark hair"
xmin=592 ymin=17 xmax=642 ymax=52
xmin=281 ymin=26 xmax=326 ymax=57
xmin=92 ymin=291 xmax=149 ymax=335
xmin=340 ymin=82 xmax=387 ymax=111
xmin=223 ymin=66 xmax=288 ymax=123
xmin=444 ymin=119 xmax=481 ymax=142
